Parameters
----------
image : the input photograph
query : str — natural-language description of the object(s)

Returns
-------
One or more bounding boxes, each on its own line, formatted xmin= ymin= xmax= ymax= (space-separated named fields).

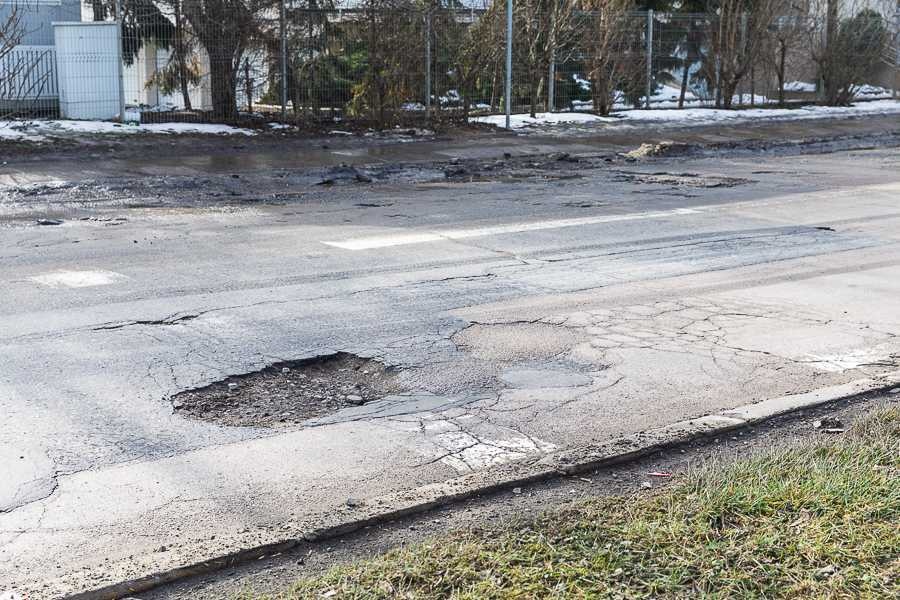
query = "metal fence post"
xmin=645 ymin=10 xmax=653 ymax=110
xmin=894 ymin=10 xmax=899 ymax=99
xmin=115 ymin=0 xmax=126 ymax=122
xmin=505 ymin=0 xmax=513 ymax=128
xmin=425 ymin=10 xmax=432 ymax=121
xmin=280 ymin=0 xmax=287 ymax=120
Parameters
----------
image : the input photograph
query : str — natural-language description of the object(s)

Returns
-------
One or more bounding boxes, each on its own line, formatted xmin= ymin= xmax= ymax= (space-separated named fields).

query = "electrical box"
xmin=53 ymin=22 xmax=121 ymax=120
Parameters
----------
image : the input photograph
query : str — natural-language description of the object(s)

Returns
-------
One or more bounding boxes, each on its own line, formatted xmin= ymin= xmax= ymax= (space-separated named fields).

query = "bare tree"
xmin=580 ymin=0 xmax=642 ymax=116
xmin=278 ymin=0 xmax=338 ymax=119
xmin=0 ymin=5 xmax=24 ymax=67
xmin=176 ymin=0 xmax=274 ymax=121
xmin=809 ymin=0 xmax=892 ymax=105
xmin=512 ymin=0 xmax=576 ymax=117
xmin=145 ymin=1 xmax=202 ymax=110
xmin=1 ymin=4 xmax=54 ymax=117
xmin=764 ymin=2 xmax=815 ymax=106
xmin=172 ymin=0 xmax=194 ymax=110
xmin=706 ymin=0 xmax=781 ymax=108
xmin=437 ymin=5 xmax=497 ymax=121
xmin=345 ymin=0 xmax=425 ymax=125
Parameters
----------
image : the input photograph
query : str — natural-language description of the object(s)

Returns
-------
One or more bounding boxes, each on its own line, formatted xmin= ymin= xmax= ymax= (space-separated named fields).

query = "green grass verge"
xmin=250 ymin=408 xmax=900 ymax=599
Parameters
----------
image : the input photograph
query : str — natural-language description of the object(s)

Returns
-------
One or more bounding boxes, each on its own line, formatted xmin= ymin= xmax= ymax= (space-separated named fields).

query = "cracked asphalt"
xmin=2 ymin=116 xmax=900 ymax=597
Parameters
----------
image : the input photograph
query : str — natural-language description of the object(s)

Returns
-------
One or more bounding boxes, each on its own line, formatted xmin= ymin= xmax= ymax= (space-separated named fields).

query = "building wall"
xmin=0 ymin=0 xmax=82 ymax=46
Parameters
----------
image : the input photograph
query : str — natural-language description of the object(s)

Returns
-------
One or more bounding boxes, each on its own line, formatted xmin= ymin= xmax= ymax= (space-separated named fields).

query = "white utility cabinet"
xmin=53 ymin=22 xmax=121 ymax=120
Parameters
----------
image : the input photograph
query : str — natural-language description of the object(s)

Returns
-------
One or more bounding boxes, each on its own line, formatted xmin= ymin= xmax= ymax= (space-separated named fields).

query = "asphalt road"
xmin=2 ymin=124 xmax=900 ymax=597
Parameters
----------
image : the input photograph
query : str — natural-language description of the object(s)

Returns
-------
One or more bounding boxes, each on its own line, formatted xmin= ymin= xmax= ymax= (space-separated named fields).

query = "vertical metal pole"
xmin=505 ymin=0 xmax=513 ymax=128
xmin=280 ymin=0 xmax=287 ymax=120
xmin=894 ymin=10 xmax=899 ymax=99
xmin=645 ymin=10 xmax=653 ymax=110
xmin=739 ymin=12 xmax=747 ymax=105
xmin=115 ymin=0 xmax=126 ymax=121
xmin=425 ymin=11 xmax=432 ymax=121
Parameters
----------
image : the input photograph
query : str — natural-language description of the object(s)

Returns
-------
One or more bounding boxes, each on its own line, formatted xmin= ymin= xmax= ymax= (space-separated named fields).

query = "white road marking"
xmin=30 ymin=270 xmax=128 ymax=288
xmin=324 ymin=207 xmax=702 ymax=250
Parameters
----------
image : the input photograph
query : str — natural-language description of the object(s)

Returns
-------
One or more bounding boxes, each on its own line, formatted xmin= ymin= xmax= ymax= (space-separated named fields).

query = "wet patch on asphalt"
xmin=171 ymin=352 xmax=406 ymax=428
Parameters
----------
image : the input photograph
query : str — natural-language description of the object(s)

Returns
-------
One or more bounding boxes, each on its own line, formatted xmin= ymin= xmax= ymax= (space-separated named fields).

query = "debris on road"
xmin=813 ymin=417 xmax=845 ymax=430
xmin=623 ymin=141 xmax=694 ymax=160
xmin=317 ymin=165 xmax=373 ymax=186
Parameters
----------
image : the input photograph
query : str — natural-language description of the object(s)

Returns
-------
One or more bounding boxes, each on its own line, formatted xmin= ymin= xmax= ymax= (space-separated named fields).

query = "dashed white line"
xmin=30 ymin=270 xmax=129 ymax=288
xmin=324 ymin=207 xmax=702 ymax=250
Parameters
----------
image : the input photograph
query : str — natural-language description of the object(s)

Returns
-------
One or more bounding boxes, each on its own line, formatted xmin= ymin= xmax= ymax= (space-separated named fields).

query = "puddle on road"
xmin=171 ymin=352 xmax=405 ymax=428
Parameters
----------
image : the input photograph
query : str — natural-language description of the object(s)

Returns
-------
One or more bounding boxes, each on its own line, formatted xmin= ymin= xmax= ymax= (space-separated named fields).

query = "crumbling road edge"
xmin=69 ymin=372 xmax=900 ymax=600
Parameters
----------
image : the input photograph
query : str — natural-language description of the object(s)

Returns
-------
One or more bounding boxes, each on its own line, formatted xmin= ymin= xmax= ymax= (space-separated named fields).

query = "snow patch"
xmin=478 ymin=99 xmax=900 ymax=130
xmin=0 ymin=119 xmax=257 ymax=142
xmin=474 ymin=111 xmax=616 ymax=129
xmin=784 ymin=81 xmax=817 ymax=93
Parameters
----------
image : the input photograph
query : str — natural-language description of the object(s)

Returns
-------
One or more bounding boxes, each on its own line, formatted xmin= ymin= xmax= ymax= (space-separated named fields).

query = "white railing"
xmin=0 ymin=44 xmax=57 ymax=101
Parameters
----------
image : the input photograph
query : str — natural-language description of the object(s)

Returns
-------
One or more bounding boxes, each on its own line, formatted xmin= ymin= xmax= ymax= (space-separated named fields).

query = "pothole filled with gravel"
xmin=171 ymin=352 xmax=404 ymax=428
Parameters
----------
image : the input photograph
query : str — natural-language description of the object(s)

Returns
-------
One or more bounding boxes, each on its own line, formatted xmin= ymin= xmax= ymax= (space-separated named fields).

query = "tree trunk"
xmin=291 ymin=66 xmax=302 ymax=117
xmin=243 ymin=59 xmax=253 ymax=113
xmin=714 ymin=60 xmax=722 ymax=108
xmin=678 ymin=61 xmax=689 ymax=109
xmin=823 ymin=0 xmax=840 ymax=103
xmin=206 ymin=41 xmax=238 ymax=121
xmin=777 ymin=41 xmax=787 ymax=106
xmin=529 ymin=74 xmax=540 ymax=118
xmin=721 ymin=77 xmax=737 ymax=109
xmin=490 ymin=63 xmax=500 ymax=112
xmin=591 ymin=73 xmax=611 ymax=116
xmin=174 ymin=1 xmax=192 ymax=111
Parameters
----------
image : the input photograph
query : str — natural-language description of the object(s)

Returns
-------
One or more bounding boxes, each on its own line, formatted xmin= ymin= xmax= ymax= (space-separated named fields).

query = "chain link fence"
xmin=1 ymin=0 xmax=897 ymax=125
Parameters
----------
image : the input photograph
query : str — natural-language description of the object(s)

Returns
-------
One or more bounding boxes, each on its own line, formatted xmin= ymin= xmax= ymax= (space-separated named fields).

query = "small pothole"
xmin=171 ymin=352 xmax=405 ymax=428
xmin=452 ymin=322 xmax=584 ymax=361
xmin=613 ymin=171 xmax=750 ymax=188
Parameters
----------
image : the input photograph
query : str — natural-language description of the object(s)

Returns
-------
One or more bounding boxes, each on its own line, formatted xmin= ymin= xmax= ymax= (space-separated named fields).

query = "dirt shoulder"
xmin=3 ymin=113 xmax=899 ymax=225
xmin=2 ymin=112 xmax=898 ymax=170
xmin=142 ymin=389 xmax=899 ymax=600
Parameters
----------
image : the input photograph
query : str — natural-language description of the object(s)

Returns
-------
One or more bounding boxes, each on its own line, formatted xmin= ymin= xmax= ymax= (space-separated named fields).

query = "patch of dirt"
xmin=613 ymin=170 xmax=751 ymax=188
xmin=171 ymin=352 xmax=405 ymax=428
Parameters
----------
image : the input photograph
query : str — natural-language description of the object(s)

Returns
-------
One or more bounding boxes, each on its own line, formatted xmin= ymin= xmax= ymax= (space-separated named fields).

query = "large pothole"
xmin=171 ymin=352 xmax=405 ymax=428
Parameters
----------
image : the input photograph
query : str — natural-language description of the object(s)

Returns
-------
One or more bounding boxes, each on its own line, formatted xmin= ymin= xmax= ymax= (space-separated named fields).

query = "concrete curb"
xmin=71 ymin=373 xmax=900 ymax=600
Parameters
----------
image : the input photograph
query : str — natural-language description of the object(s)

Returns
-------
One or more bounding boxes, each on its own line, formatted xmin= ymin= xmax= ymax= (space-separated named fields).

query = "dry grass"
xmin=248 ymin=407 xmax=900 ymax=599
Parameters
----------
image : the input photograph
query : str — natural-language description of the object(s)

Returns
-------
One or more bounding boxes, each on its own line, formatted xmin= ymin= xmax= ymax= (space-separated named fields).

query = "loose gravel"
xmin=171 ymin=352 xmax=404 ymax=428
